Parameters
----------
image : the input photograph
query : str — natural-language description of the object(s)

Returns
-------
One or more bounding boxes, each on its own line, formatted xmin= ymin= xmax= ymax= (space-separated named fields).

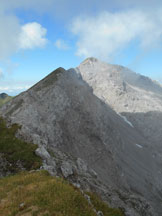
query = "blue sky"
xmin=0 ymin=0 xmax=162 ymax=95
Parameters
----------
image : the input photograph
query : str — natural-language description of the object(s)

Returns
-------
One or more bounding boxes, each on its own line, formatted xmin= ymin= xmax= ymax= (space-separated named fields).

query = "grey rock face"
xmin=61 ymin=161 xmax=73 ymax=178
xmin=76 ymin=158 xmax=88 ymax=174
xmin=75 ymin=58 xmax=162 ymax=148
xmin=0 ymin=65 xmax=160 ymax=215
xmin=35 ymin=146 xmax=51 ymax=161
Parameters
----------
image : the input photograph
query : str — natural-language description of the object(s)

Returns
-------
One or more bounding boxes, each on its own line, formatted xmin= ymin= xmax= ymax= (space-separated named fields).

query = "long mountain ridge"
xmin=1 ymin=58 xmax=162 ymax=216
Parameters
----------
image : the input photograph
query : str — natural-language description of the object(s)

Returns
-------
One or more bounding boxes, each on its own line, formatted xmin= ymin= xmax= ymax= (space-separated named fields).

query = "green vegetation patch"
xmin=0 ymin=171 xmax=125 ymax=216
xmin=0 ymin=171 xmax=95 ymax=216
xmin=0 ymin=117 xmax=42 ymax=172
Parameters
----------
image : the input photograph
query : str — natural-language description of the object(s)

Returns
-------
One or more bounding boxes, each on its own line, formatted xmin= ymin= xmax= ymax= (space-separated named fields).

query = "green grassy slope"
xmin=0 ymin=171 xmax=125 ymax=216
xmin=0 ymin=117 xmax=42 ymax=173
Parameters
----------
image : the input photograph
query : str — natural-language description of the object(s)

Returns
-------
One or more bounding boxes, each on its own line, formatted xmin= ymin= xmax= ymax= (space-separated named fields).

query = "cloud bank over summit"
xmin=1 ymin=0 xmax=162 ymax=61
xmin=70 ymin=9 xmax=162 ymax=60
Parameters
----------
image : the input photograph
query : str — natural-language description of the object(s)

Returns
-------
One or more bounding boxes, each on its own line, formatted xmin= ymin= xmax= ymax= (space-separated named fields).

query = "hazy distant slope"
xmin=0 ymin=93 xmax=12 ymax=107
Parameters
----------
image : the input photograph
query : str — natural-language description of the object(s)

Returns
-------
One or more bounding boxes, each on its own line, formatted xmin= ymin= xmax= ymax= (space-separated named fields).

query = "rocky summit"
xmin=1 ymin=58 xmax=162 ymax=216
xmin=75 ymin=57 xmax=162 ymax=149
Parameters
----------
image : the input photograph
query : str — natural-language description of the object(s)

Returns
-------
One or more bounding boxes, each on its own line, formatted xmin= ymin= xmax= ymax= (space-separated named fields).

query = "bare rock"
xmin=35 ymin=146 xmax=50 ymax=161
xmin=61 ymin=161 xmax=73 ymax=178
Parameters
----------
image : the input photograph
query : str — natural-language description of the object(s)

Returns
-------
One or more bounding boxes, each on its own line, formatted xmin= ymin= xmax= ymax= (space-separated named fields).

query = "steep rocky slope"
xmin=0 ymin=66 xmax=161 ymax=215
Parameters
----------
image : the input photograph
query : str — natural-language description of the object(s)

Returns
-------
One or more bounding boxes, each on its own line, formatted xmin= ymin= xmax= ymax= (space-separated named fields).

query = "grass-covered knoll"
xmin=0 ymin=171 xmax=125 ymax=216
xmin=0 ymin=95 xmax=12 ymax=107
xmin=0 ymin=117 xmax=42 ymax=172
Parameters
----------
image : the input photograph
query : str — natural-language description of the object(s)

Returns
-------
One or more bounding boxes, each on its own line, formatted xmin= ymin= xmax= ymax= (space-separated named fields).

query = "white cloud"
xmin=0 ymin=79 xmax=36 ymax=95
xmin=0 ymin=0 xmax=54 ymax=13
xmin=0 ymin=11 xmax=21 ymax=60
xmin=0 ymin=85 xmax=32 ymax=95
xmin=0 ymin=85 xmax=31 ymax=91
xmin=0 ymin=15 xmax=47 ymax=60
xmin=70 ymin=10 xmax=162 ymax=60
xmin=54 ymin=39 xmax=70 ymax=50
xmin=19 ymin=22 xmax=48 ymax=49
xmin=0 ymin=69 xmax=3 ymax=78
xmin=0 ymin=1 xmax=48 ymax=60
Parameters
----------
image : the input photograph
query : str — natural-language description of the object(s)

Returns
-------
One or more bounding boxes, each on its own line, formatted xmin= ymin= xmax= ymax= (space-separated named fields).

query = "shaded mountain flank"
xmin=0 ymin=59 xmax=162 ymax=215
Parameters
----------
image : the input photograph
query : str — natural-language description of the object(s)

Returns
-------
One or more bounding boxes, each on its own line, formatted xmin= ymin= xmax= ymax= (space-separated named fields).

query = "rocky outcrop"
xmin=0 ymin=153 xmax=12 ymax=177
xmin=0 ymin=64 xmax=161 ymax=215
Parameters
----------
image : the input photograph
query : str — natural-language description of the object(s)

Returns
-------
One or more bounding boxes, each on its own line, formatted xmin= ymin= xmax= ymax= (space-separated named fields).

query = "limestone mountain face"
xmin=0 ymin=64 xmax=162 ymax=215
xmin=75 ymin=58 xmax=162 ymax=149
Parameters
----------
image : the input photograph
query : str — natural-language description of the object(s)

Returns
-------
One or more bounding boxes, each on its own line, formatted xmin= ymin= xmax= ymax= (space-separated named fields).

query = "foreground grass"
xmin=0 ymin=171 xmax=125 ymax=216
xmin=0 ymin=117 xmax=42 ymax=172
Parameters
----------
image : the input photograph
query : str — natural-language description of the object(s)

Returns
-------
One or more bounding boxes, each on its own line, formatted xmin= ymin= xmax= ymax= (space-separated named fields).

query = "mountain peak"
xmin=30 ymin=67 xmax=66 ymax=92
xmin=81 ymin=57 xmax=99 ymax=65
